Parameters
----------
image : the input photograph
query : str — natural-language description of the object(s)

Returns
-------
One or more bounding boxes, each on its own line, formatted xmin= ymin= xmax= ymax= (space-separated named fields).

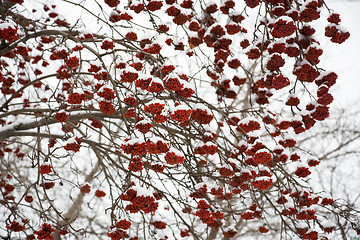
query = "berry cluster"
xmin=121 ymin=188 xmax=159 ymax=214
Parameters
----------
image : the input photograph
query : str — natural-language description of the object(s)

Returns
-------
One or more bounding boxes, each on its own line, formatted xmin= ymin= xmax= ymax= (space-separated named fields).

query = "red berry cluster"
xmin=121 ymin=188 xmax=159 ymax=213
xmin=251 ymin=177 xmax=273 ymax=190
xmin=125 ymin=32 xmax=137 ymax=41
xmin=147 ymin=80 xmax=164 ymax=93
xmin=97 ymin=88 xmax=115 ymax=100
xmin=6 ymin=221 xmax=25 ymax=232
xmin=266 ymin=54 xmax=285 ymax=71
xmin=170 ymin=107 xmax=192 ymax=123
xmin=122 ymin=140 xmax=147 ymax=156
xmin=240 ymin=204 xmax=262 ymax=220
xmin=146 ymin=138 xmax=169 ymax=154
xmin=135 ymin=120 xmax=153 ymax=134
xmin=191 ymin=108 xmax=213 ymax=124
xmin=259 ymin=226 xmax=269 ymax=233
xmin=0 ymin=24 xmax=18 ymax=42
xmin=128 ymin=157 xmax=144 ymax=172
xmin=129 ymin=2 xmax=144 ymax=13
xmin=238 ymin=119 xmax=261 ymax=133
xmin=144 ymin=101 xmax=165 ymax=115
xmin=296 ymin=209 xmax=316 ymax=220
xmin=295 ymin=166 xmax=311 ymax=178
xmin=99 ymin=101 xmax=116 ymax=115
xmin=116 ymin=219 xmax=131 ymax=230
xmin=164 ymin=76 xmax=183 ymax=91
xmin=33 ymin=223 xmax=55 ymax=240
xmin=293 ymin=63 xmax=319 ymax=83
xmin=161 ymin=65 xmax=175 ymax=75
xmin=50 ymin=49 xmax=69 ymax=60
xmin=80 ymin=184 xmax=91 ymax=193
xmin=54 ymin=112 xmax=69 ymax=122
xmin=253 ymin=151 xmax=272 ymax=165
xmin=95 ymin=190 xmax=106 ymax=197
xmin=194 ymin=143 xmax=218 ymax=155
xmin=124 ymin=108 xmax=136 ymax=118
xmin=39 ymin=164 xmax=52 ymax=174
xmin=68 ymin=92 xmax=86 ymax=104
xmin=64 ymin=138 xmax=82 ymax=152
xmin=121 ymin=71 xmax=139 ymax=83
xmin=271 ymin=17 xmax=297 ymax=38
xmin=218 ymin=167 xmax=234 ymax=177
xmin=164 ymin=151 xmax=185 ymax=165
xmin=101 ymin=39 xmax=115 ymax=50
xmin=150 ymin=221 xmax=167 ymax=229
xmin=136 ymin=78 xmax=152 ymax=90
xmin=189 ymin=184 xmax=207 ymax=198
xmin=146 ymin=1 xmax=163 ymax=11
xmin=143 ymin=43 xmax=162 ymax=54
xmin=40 ymin=182 xmax=55 ymax=189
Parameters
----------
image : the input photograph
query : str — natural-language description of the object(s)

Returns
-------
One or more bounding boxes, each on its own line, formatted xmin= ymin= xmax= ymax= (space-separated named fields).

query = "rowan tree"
xmin=0 ymin=0 xmax=358 ymax=239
